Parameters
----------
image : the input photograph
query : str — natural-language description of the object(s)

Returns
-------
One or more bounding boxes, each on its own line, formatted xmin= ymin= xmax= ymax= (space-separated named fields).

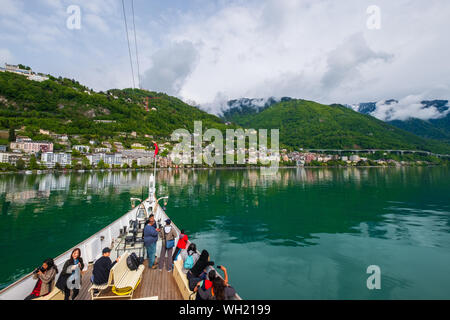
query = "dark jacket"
xmin=92 ymin=256 xmax=116 ymax=285
xmin=56 ymin=257 xmax=85 ymax=291
xmin=190 ymin=251 xmax=214 ymax=278
xmin=143 ymin=224 xmax=159 ymax=247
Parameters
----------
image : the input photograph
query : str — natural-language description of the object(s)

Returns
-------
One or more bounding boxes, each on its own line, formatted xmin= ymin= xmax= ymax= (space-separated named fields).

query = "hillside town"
xmin=0 ymin=127 xmax=441 ymax=173
xmin=0 ymin=63 xmax=49 ymax=82
xmin=0 ymin=128 xmax=174 ymax=171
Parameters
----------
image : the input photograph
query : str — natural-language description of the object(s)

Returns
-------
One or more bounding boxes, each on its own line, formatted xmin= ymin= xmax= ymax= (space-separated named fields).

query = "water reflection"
xmin=0 ymin=167 xmax=449 ymax=298
xmin=1 ymin=168 xmax=449 ymax=250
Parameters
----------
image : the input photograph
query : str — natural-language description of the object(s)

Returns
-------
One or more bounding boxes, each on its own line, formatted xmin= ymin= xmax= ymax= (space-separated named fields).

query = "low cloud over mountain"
xmin=349 ymin=96 xmax=450 ymax=122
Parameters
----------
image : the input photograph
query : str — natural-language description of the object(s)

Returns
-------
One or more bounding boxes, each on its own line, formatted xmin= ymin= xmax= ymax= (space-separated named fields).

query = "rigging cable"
xmin=131 ymin=0 xmax=142 ymax=89
xmin=121 ymin=0 xmax=136 ymax=90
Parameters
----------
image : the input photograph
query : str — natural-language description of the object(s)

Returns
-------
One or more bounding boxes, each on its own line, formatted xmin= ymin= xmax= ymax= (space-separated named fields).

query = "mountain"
xmin=222 ymin=98 xmax=450 ymax=154
xmin=2 ymin=69 xmax=450 ymax=154
xmin=0 ymin=71 xmax=230 ymax=146
xmin=222 ymin=97 xmax=293 ymax=122
xmin=348 ymin=100 xmax=450 ymax=142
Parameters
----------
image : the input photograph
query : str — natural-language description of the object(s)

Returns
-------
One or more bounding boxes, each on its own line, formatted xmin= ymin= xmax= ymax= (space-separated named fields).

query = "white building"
xmin=87 ymin=153 xmax=123 ymax=167
xmin=0 ymin=152 xmax=23 ymax=165
xmin=94 ymin=147 xmax=111 ymax=153
xmin=28 ymin=74 xmax=49 ymax=82
xmin=73 ymin=145 xmax=90 ymax=153
xmin=10 ymin=140 xmax=53 ymax=154
xmin=41 ymin=152 xmax=72 ymax=168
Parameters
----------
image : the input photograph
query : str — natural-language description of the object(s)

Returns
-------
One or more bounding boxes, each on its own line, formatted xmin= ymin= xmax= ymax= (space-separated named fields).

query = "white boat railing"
xmin=0 ymin=194 xmax=242 ymax=300
xmin=0 ymin=204 xmax=142 ymax=300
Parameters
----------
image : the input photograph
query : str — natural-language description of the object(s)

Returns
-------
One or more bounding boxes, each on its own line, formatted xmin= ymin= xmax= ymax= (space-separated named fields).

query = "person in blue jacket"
xmin=144 ymin=218 xmax=160 ymax=269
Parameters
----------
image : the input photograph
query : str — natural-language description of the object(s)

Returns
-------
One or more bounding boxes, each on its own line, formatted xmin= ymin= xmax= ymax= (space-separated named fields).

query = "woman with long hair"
xmin=24 ymin=258 xmax=59 ymax=300
xmin=211 ymin=266 xmax=236 ymax=300
xmin=55 ymin=248 xmax=85 ymax=300
xmin=188 ymin=249 xmax=214 ymax=279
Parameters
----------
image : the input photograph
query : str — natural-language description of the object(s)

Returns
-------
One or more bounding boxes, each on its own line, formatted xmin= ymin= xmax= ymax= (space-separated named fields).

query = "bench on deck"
xmin=173 ymin=258 xmax=196 ymax=300
xmin=89 ymin=252 xmax=144 ymax=300
xmin=89 ymin=259 xmax=116 ymax=300
xmin=34 ymin=286 xmax=64 ymax=300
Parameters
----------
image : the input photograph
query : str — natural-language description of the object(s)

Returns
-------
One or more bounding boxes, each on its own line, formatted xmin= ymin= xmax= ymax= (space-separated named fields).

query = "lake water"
xmin=1 ymin=167 xmax=449 ymax=299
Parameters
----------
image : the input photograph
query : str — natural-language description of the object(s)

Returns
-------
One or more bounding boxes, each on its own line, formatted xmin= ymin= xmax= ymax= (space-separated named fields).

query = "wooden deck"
xmin=75 ymin=260 xmax=183 ymax=300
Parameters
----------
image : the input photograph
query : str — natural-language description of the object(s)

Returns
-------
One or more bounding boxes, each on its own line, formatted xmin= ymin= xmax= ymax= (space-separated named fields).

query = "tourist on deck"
xmin=180 ymin=243 xmax=200 ymax=274
xmin=91 ymin=248 xmax=119 ymax=286
xmin=24 ymin=258 xmax=59 ymax=300
xmin=172 ymin=229 xmax=189 ymax=262
xmin=56 ymin=248 xmax=85 ymax=300
xmin=144 ymin=219 xmax=160 ymax=269
xmin=158 ymin=219 xmax=178 ymax=272
xmin=211 ymin=266 xmax=237 ymax=300
xmin=193 ymin=269 xmax=217 ymax=300
xmin=149 ymin=214 xmax=157 ymax=228
xmin=187 ymin=249 xmax=214 ymax=279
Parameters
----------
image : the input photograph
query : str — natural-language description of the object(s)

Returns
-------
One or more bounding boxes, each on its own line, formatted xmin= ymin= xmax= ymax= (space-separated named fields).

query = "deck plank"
xmin=75 ymin=259 xmax=183 ymax=300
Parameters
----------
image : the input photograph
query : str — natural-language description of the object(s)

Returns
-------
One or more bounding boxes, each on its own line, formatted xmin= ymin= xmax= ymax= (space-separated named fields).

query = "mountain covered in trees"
xmin=0 ymin=71 xmax=230 ymax=147
xmin=1 ymin=69 xmax=450 ymax=154
xmin=221 ymin=98 xmax=450 ymax=154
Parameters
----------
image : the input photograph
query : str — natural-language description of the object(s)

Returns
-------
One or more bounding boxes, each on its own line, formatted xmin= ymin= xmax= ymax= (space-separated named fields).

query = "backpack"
xmin=184 ymin=254 xmax=194 ymax=270
xmin=127 ymin=252 xmax=140 ymax=271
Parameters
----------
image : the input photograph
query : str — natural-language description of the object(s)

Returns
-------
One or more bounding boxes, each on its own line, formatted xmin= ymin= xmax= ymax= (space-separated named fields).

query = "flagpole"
xmin=153 ymin=143 xmax=158 ymax=191
xmin=154 ymin=153 xmax=157 ymax=181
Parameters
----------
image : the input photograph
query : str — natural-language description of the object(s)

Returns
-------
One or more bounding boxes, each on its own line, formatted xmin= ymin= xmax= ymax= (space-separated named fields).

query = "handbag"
xmin=166 ymin=239 xmax=175 ymax=249
xmin=163 ymin=226 xmax=175 ymax=249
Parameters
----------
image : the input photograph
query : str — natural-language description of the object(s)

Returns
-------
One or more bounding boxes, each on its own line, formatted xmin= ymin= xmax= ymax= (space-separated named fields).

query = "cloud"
xmin=85 ymin=13 xmax=110 ymax=33
xmin=141 ymin=41 xmax=199 ymax=96
xmin=0 ymin=0 xmax=22 ymax=16
xmin=321 ymin=33 xmax=393 ymax=91
xmin=371 ymin=95 xmax=450 ymax=121
xmin=1 ymin=0 xmax=449 ymax=116
xmin=0 ymin=48 xmax=13 ymax=64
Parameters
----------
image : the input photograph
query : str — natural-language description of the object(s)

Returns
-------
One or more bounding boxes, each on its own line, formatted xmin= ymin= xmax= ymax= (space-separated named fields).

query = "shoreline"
xmin=0 ymin=164 xmax=446 ymax=175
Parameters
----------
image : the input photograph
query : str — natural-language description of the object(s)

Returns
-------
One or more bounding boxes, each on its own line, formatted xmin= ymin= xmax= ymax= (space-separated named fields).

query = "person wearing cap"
xmin=91 ymin=248 xmax=119 ymax=286
xmin=158 ymin=219 xmax=178 ymax=272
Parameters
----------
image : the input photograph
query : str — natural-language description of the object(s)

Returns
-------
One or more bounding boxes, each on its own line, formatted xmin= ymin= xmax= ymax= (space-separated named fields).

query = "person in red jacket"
xmin=172 ymin=229 xmax=188 ymax=262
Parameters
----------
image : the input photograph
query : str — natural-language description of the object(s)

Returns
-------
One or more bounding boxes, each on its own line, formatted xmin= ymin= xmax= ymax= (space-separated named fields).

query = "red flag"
xmin=154 ymin=143 xmax=159 ymax=156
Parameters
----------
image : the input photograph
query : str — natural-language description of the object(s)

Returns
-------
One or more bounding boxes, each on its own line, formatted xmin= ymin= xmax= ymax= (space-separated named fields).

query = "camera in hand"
xmin=34 ymin=266 xmax=45 ymax=274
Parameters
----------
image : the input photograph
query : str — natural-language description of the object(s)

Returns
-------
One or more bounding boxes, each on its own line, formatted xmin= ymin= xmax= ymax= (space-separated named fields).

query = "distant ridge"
xmin=222 ymin=98 xmax=450 ymax=153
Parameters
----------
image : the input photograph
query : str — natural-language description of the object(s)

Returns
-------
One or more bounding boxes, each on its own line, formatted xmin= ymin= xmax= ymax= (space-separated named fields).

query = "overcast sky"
xmin=1 ymin=0 xmax=449 ymax=115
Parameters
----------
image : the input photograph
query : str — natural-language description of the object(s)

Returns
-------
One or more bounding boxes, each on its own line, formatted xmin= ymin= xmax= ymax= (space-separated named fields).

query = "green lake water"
xmin=1 ymin=167 xmax=449 ymax=299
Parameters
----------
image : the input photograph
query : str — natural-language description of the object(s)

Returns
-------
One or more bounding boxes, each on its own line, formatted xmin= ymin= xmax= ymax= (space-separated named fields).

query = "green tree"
xmin=29 ymin=155 xmax=39 ymax=170
xmin=97 ymin=159 xmax=108 ymax=169
xmin=72 ymin=149 xmax=81 ymax=157
xmin=72 ymin=158 xmax=82 ymax=170
xmin=81 ymin=157 xmax=91 ymax=169
xmin=16 ymin=159 xmax=26 ymax=170
xmin=8 ymin=128 xmax=15 ymax=142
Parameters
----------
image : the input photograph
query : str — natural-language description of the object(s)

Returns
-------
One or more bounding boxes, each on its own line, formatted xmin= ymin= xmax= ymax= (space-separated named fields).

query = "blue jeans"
xmin=146 ymin=243 xmax=157 ymax=267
